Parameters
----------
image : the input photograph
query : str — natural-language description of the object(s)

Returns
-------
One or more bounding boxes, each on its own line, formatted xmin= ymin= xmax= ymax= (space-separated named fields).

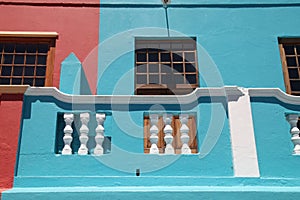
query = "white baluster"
xmin=180 ymin=114 xmax=191 ymax=154
xmin=78 ymin=113 xmax=90 ymax=155
xmin=149 ymin=114 xmax=159 ymax=154
xmin=94 ymin=113 xmax=106 ymax=156
xmin=62 ymin=113 xmax=74 ymax=155
xmin=163 ymin=114 xmax=174 ymax=154
xmin=286 ymin=114 xmax=300 ymax=155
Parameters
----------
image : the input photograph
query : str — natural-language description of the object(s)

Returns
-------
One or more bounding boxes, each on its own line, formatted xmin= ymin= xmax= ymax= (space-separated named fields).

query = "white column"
xmin=94 ymin=113 xmax=106 ymax=156
xmin=180 ymin=114 xmax=191 ymax=154
xmin=62 ymin=113 xmax=74 ymax=155
xmin=227 ymin=88 xmax=260 ymax=177
xmin=163 ymin=114 xmax=174 ymax=154
xmin=149 ymin=114 xmax=159 ymax=154
xmin=78 ymin=112 xmax=90 ymax=155
xmin=286 ymin=114 xmax=300 ymax=155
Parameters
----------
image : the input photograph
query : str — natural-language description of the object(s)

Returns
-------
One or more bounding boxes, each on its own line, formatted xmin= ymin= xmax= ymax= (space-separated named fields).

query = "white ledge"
xmin=248 ymin=88 xmax=300 ymax=105
xmin=24 ymin=86 xmax=243 ymax=105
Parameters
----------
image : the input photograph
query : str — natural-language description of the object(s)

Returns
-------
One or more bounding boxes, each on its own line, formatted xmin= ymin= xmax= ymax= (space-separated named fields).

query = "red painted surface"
xmin=0 ymin=1 xmax=100 ymax=191
xmin=0 ymin=100 xmax=23 ymax=189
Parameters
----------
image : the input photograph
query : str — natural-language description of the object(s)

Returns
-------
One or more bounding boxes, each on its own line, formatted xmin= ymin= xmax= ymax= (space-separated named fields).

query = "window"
xmin=0 ymin=32 xmax=57 ymax=87
xmin=279 ymin=38 xmax=300 ymax=95
xmin=135 ymin=38 xmax=199 ymax=95
xmin=144 ymin=115 xmax=198 ymax=154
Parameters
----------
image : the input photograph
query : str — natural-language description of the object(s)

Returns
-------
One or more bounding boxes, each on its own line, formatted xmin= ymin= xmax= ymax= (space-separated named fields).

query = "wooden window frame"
xmin=144 ymin=115 xmax=198 ymax=154
xmin=279 ymin=38 xmax=300 ymax=95
xmin=0 ymin=32 xmax=58 ymax=90
xmin=135 ymin=37 xmax=199 ymax=95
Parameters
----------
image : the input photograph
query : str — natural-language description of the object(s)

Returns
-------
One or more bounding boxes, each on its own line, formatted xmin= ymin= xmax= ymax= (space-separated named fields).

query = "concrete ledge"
xmin=3 ymin=186 xmax=300 ymax=200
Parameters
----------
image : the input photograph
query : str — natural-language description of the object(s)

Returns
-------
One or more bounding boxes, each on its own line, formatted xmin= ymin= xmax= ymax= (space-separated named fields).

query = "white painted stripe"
xmin=228 ymin=88 xmax=260 ymax=177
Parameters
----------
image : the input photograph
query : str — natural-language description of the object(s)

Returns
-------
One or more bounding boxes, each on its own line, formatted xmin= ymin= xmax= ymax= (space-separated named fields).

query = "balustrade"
xmin=286 ymin=114 xmax=300 ymax=155
xmin=61 ymin=112 xmax=107 ymax=155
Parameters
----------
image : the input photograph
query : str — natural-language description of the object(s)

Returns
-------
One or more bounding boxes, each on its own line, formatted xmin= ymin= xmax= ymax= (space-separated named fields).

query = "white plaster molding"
xmin=62 ymin=113 xmax=74 ymax=155
xmin=24 ymin=86 xmax=243 ymax=105
xmin=78 ymin=113 xmax=90 ymax=155
xmin=163 ymin=114 xmax=175 ymax=154
xmin=227 ymin=88 xmax=260 ymax=177
xmin=149 ymin=114 xmax=159 ymax=154
xmin=179 ymin=114 xmax=191 ymax=154
xmin=248 ymin=88 xmax=300 ymax=105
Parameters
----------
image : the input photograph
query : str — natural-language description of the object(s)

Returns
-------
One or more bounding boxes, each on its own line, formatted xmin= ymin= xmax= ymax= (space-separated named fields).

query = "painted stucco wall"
xmin=0 ymin=0 xmax=99 ymax=190
xmin=12 ymin=92 xmax=232 ymax=187
xmin=97 ymin=0 xmax=300 ymax=95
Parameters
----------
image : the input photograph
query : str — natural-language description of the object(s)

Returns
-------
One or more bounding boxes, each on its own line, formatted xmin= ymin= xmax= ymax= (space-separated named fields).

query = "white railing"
xmin=286 ymin=114 xmax=300 ymax=155
xmin=61 ymin=112 xmax=106 ymax=155
xmin=148 ymin=113 xmax=194 ymax=155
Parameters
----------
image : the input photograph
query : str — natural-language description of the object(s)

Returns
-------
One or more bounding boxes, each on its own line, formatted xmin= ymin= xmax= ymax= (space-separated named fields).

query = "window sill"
xmin=0 ymin=85 xmax=29 ymax=95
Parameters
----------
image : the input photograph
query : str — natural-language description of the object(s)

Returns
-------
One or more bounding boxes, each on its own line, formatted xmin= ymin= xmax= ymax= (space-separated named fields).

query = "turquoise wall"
xmin=98 ymin=1 xmax=300 ymax=95
xmin=14 ymin=94 xmax=232 ymax=187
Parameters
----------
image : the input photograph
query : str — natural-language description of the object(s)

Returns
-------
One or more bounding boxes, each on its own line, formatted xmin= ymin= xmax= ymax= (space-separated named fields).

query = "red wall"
xmin=0 ymin=2 xmax=99 ymax=190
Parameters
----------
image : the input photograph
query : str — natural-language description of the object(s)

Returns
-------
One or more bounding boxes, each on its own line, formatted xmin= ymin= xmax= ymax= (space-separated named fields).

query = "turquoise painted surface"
xmin=251 ymin=97 xmax=300 ymax=178
xmin=98 ymin=3 xmax=300 ymax=95
xmin=13 ymin=94 xmax=232 ymax=188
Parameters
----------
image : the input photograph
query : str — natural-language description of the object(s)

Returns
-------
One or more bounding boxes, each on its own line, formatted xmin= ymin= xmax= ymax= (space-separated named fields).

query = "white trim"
xmin=0 ymin=31 xmax=58 ymax=38
xmin=228 ymin=88 xmax=260 ymax=177
xmin=24 ymin=86 xmax=244 ymax=105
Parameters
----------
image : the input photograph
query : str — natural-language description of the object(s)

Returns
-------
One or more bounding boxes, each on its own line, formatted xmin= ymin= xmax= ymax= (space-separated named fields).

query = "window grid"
xmin=279 ymin=39 xmax=300 ymax=95
xmin=135 ymin=39 xmax=198 ymax=95
xmin=0 ymin=36 xmax=56 ymax=87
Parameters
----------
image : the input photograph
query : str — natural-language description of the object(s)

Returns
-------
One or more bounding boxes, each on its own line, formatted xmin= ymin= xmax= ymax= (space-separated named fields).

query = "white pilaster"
xmin=227 ymin=88 xmax=260 ymax=177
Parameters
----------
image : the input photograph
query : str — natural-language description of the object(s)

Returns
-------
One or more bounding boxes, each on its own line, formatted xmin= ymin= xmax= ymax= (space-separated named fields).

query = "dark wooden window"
xmin=279 ymin=38 xmax=300 ymax=95
xmin=0 ymin=33 xmax=57 ymax=87
xmin=135 ymin=38 xmax=199 ymax=95
xmin=144 ymin=115 xmax=198 ymax=154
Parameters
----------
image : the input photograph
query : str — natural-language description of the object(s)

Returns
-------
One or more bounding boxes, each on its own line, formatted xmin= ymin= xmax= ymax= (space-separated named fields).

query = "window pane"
xmin=1 ymin=66 xmax=12 ymax=76
xmin=186 ymin=74 xmax=197 ymax=84
xmin=183 ymin=42 xmax=195 ymax=51
xmin=4 ymin=44 xmax=15 ymax=53
xmin=26 ymin=55 xmax=36 ymax=64
xmin=136 ymin=64 xmax=147 ymax=73
xmin=149 ymin=64 xmax=159 ymax=73
xmin=284 ymin=45 xmax=295 ymax=55
xmin=23 ymin=78 xmax=34 ymax=86
xmin=173 ymin=63 xmax=183 ymax=73
xmin=173 ymin=52 xmax=183 ymax=62
xmin=37 ymin=55 xmax=47 ymax=65
xmin=38 ymin=44 xmax=49 ymax=53
xmin=161 ymin=52 xmax=171 ymax=62
xmin=14 ymin=55 xmax=24 ymax=64
xmin=171 ymin=43 xmax=182 ymax=50
xmin=0 ymin=43 xmax=3 ymax=52
xmin=27 ymin=44 xmax=37 ymax=53
xmin=12 ymin=78 xmax=22 ymax=84
xmin=288 ymin=68 xmax=299 ymax=79
xmin=174 ymin=74 xmax=184 ymax=84
xmin=185 ymin=63 xmax=196 ymax=72
xmin=3 ymin=55 xmax=13 ymax=64
xmin=161 ymin=64 xmax=171 ymax=73
xmin=149 ymin=52 xmax=159 ymax=62
xmin=297 ymin=45 xmax=300 ymax=55
xmin=36 ymin=66 xmax=46 ymax=76
xmin=35 ymin=78 xmax=45 ymax=86
xmin=0 ymin=78 xmax=10 ymax=84
xmin=185 ymin=52 xmax=195 ymax=62
xmin=149 ymin=75 xmax=159 ymax=84
xmin=136 ymin=53 xmax=147 ymax=62
xmin=287 ymin=57 xmax=297 ymax=66
xmin=25 ymin=66 xmax=34 ymax=76
xmin=290 ymin=80 xmax=300 ymax=91
xmin=13 ymin=66 xmax=23 ymax=76
xmin=16 ymin=44 xmax=26 ymax=53
xmin=137 ymin=75 xmax=147 ymax=84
